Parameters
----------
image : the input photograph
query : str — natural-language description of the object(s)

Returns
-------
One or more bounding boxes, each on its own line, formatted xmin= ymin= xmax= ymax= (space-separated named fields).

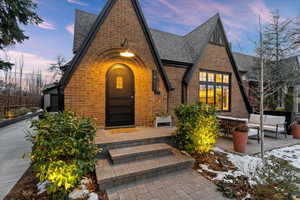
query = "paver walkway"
xmin=107 ymin=169 xmax=225 ymax=200
xmin=0 ymin=119 xmax=33 ymax=199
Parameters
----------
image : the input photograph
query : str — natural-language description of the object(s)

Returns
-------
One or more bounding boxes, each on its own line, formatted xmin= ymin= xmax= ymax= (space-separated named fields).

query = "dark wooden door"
xmin=106 ymin=65 xmax=134 ymax=127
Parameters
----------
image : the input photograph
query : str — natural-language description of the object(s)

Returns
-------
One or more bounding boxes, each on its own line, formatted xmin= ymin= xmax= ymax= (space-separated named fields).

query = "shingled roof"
xmin=233 ymin=52 xmax=300 ymax=81
xmin=73 ymin=9 xmax=219 ymax=65
xmin=232 ymin=52 xmax=259 ymax=73
xmin=73 ymin=10 xmax=97 ymax=53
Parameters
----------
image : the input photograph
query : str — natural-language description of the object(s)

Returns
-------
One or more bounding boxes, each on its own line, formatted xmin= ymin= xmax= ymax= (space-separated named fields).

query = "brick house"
xmin=58 ymin=0 xmax=251 ymax=128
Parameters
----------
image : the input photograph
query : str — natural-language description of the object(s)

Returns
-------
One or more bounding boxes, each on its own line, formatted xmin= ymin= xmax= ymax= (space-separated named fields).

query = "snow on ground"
xmin=196 ymin=145 xmax=300 ymax=199
xmin=212 ymin=147 xmax=263 ymax=185
xmin=199 ymin=145 xmax=300 ymax=183
xmin=266 ymin=144 xmax=300 ymax=169
xmin=198 ymin=163 xmax=244 ymax=181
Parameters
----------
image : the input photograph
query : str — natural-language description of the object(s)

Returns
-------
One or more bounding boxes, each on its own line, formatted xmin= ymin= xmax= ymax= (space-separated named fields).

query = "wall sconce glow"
xmin=120 ymin=51 xmax=135 ymax=57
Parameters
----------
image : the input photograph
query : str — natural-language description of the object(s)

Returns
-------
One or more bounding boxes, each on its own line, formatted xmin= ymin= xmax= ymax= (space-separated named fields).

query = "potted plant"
xmin=233 ymin=124 xmax=249 ymax=153
xmin=292 ymin=118 xmax=300 ymax=139
xmin=154 ymin=111 xmax=172 ymax=127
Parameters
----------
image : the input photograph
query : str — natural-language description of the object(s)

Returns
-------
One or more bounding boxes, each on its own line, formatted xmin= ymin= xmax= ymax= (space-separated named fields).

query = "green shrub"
xmin=275 ymin=107 xmax=285 ymax=111
xmin=173 ymin=103 xmax=219 ymax=154
xmin=30 ymin=106 xmax=40 ymax=112
xmin=28 ymin=112 xmax=99 ymax=198
xmin=284 ymin=93 xmax=294 ymax=112
xmin=13 ymin=107 xmax=30 ymax=117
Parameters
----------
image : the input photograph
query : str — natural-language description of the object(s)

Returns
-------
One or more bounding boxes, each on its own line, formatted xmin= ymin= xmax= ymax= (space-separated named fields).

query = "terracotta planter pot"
xmin=233 ymin=131 xmax=248 ymax=153
xmin=293 ymin=125 xmax=300 ymax=139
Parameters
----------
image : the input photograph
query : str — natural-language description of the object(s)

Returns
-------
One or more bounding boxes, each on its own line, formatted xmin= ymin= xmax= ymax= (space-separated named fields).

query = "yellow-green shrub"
xmin=28 ymin=112 xmax=99 ymax=198
xmin=174 ymin=103 xmax=219 ymax=154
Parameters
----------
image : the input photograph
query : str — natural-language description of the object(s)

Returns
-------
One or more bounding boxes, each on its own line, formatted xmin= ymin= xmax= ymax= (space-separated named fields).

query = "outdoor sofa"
xmin=248 ymin=114 xmax=287 ymax=138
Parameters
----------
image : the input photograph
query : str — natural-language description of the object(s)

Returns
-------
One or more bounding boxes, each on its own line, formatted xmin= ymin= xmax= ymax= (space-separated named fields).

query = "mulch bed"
xmin=4 ymin=166 xmax=108 ymax=200
xmin=193 ymin=151 xmax=237 ymax=179
xmin=193 ymin=150 xmax=253 ymax=200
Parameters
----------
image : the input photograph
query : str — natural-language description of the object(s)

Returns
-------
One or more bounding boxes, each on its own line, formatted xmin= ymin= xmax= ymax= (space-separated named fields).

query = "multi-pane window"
xmin=199 ymin=70 xmax=231 ymax=111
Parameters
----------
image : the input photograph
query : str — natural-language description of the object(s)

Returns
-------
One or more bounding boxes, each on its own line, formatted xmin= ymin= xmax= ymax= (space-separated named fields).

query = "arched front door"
xmin=106 ymin=64 xmax=134 ymax=127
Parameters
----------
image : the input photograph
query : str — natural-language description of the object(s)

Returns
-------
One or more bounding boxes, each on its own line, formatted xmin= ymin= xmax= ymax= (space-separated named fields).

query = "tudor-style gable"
xmin=185 ymin=17 xmax=251 ymax=117
xmin=62 ymin=0 xmax=172 ymax=127
xmin=61 ymin=0 xmax=172 ymax=91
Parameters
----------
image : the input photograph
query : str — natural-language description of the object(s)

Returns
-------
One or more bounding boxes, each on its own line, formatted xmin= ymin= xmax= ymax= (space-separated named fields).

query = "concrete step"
xmin=96 ymin=149 xmax=195 ymax=190
xmin=97 ymin=135 xmax=173 ymax=156
xmin=109 ymin=143 xmax=173 ymax=164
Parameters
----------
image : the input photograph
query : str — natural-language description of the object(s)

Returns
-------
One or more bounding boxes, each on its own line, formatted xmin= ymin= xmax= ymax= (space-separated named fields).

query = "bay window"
xmin=199 ymin=70 xmax=231 ymax=111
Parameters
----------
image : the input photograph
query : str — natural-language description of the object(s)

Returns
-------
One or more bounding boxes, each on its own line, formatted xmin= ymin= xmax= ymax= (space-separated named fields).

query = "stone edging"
xmin=0 ymin=112 xmax=41 ymax=128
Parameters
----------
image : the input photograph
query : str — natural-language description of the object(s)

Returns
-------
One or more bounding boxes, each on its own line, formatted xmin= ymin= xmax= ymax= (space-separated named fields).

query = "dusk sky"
xmin=1 ymin=0 xmax=300 ymax=80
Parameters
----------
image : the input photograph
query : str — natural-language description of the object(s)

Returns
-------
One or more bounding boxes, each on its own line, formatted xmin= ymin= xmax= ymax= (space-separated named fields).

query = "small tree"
xmin=291 ymin=16 xmax=300 ymax=50
xmin=48 ymin=55 xmax=67 ymax=81
xmin=251 ymin=10 xmax=300 ymax=110
xmin=0 ymin=0 xmax=42 ymax=70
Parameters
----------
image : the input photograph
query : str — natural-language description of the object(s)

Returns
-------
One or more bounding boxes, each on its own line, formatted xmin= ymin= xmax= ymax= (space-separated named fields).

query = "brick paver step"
xmin=96 ymin=150 xmax=195 ymax=190
xmin=109 ymin=143 xmax=173 ymax=164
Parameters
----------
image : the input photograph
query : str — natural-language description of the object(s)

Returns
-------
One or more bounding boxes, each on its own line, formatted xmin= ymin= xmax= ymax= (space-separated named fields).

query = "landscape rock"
xmin=37 ymin=180 xmax=49 ymax=194
xmin=81 ymin=176 xmax=92 ymax=185
xmin=88 ymin=192 xmax=99 ymax=200
xmin=68 ymin=188 xmax=89 ymax=199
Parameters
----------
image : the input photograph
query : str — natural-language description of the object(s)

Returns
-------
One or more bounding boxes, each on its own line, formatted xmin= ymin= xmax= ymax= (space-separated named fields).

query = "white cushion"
xmin=248 ymin=123 xmax=259 ymax=128
xmin=248 ymin=128 xmax=259 ymax=136
xmin=264 ymin=115 xmax=285 ymax=126
xmin=249 ymin=114 xmax=263 ymax=124
xmin=217 ymin=115 xmax=248 ymax=122
xmin=263 ymin=125 xmax=285 ymax=132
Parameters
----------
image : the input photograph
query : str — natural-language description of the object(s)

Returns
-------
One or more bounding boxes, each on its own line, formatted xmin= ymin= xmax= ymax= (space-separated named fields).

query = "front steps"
xmin=109 ymin=143 xmax=173 ymax=164
xmin=95 ymin=136 xmax=195 ymax=191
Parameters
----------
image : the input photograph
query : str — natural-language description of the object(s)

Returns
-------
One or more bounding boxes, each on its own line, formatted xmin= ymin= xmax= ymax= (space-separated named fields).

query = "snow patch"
xmin=227 ymin=153 xmax=263 ymax=178
xmin=266 ymin=145 xmax=300 ymax=169
xmin=37 ymin=181 xmax=49 ymax=195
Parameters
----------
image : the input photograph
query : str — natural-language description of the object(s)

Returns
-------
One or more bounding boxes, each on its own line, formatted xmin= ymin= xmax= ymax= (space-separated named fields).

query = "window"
xmin=208 ymin=73 xmax=215 ymax=82
xmin=116 ymin=76 xmax=123 ymax=89
xmin=199 ymin=70 xmax=231 ymax=111
xmin=216 ymin=74 xmax=222 ymax=83
xmin=199 ymin=72 xmax=207 ymax=81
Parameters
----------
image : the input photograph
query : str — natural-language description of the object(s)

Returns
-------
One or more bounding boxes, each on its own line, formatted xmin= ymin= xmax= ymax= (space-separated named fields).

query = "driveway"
xmin=0 ymin=119 xmax=34 ymax=199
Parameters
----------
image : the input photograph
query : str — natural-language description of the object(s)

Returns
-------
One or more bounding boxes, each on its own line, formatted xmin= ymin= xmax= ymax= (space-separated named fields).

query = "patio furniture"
xmin=155 ymin=115 xmax=172 ymax=128
xmin=248 ymin=114 xmax=287 ymax=139
xmin=217 ymin=115 xmax=260 ymax=143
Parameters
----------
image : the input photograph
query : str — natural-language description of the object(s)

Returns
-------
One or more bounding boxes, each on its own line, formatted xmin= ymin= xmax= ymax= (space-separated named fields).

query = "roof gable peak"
xmin=184 ymin=13 xmax=220 ymax=39
xmin=62 ymin=0 xmax=173 ymax=91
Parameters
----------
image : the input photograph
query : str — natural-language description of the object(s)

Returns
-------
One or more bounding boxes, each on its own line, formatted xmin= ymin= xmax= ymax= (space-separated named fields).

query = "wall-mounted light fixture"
xmin=120 ymin=38 xmax=135 ymax=57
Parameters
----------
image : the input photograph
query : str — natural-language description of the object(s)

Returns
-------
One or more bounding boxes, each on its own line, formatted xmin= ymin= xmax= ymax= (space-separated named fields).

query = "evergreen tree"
xmin=0 ymin=0 xmax=42 ymax=70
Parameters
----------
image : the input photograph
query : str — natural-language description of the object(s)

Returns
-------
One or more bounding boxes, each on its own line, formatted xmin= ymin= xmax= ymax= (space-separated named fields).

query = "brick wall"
xmin=164 ymin=66 xmax=186 ymax=114
xmin=187 ymin=43 xmax=249 ymax=118
xmin=64 ymin=0 xmax=168 ymax=128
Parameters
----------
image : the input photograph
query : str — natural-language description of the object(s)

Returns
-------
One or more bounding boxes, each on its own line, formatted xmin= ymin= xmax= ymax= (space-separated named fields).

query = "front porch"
xmin=95 ymin=126 xmax=300 ymax=156
xmin=95 ymin=127 xmax=175 ymax=146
